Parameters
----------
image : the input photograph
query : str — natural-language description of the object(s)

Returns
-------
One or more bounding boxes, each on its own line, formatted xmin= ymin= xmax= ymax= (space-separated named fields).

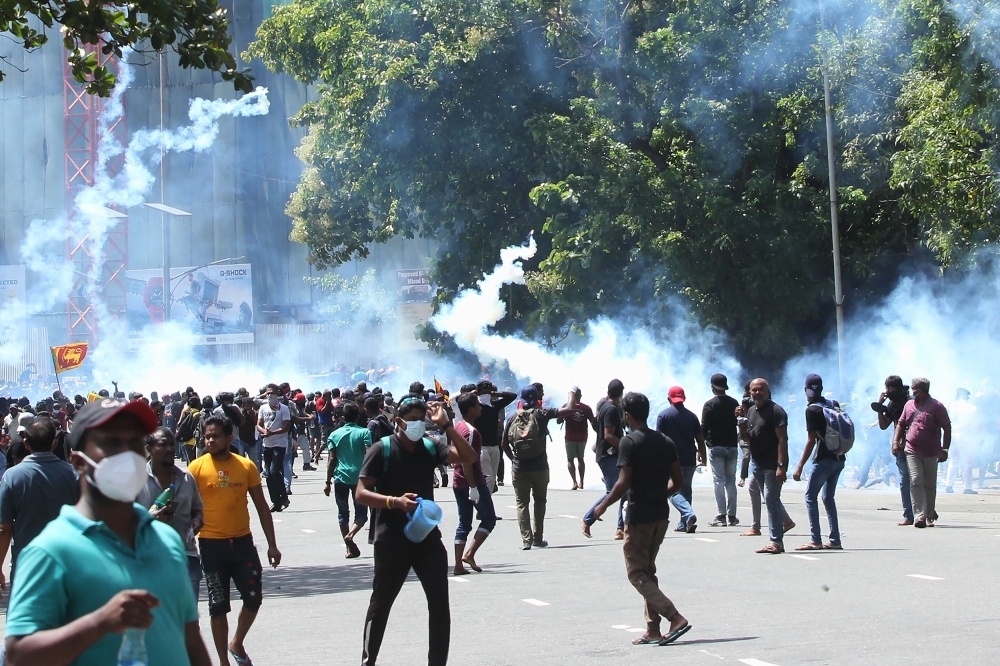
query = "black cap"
xmin=711 ymin=373 xmax=729 ymax=391
xmin=68 ymin=399 xmax=159 ymax=451
xmin=804 ymin=374 xmax=824 ymax=400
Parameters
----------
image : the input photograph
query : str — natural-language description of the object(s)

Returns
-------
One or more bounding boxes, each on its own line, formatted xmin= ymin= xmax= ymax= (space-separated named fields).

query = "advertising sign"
xmin=0 ymin=265 xmax=27 ymax=357
xmin=396 ymin=269 xmax=432 ymax=350
xmin=125 ymin=264 xmax=255 ymax=345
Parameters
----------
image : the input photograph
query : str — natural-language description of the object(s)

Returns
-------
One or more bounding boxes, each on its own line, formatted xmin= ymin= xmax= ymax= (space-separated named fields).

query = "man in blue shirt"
xmin=4 ymin=399 xmax=211 ymax=666
xmin=656 ymin=387 xmax=706 ymax=533
xmin=0 ymin=416 xmax=79 ymax=591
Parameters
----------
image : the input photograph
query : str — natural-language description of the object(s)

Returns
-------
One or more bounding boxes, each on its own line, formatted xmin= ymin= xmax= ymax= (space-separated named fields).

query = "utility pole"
xmin=820 ymin=0 xmax=846 ymax=395
xmin=159 ymin=51 xmax=170 ymax=321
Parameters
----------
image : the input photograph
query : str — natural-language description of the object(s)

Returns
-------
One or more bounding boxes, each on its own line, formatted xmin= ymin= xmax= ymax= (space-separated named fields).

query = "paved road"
xmin=3 ymin=464 xmax=998 ymax=665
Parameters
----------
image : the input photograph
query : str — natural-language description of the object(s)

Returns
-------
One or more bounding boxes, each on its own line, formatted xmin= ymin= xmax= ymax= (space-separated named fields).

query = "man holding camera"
xmin=871 ymin=375 xmax=914 ymax=525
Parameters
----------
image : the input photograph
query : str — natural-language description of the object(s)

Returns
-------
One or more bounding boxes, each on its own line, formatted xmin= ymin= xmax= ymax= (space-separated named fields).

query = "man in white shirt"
xmin=257 ymin=385 xmax=291 ymax=512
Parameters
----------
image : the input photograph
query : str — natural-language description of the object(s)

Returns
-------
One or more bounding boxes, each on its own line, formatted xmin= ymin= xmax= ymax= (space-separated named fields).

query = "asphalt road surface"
xmin=3 ymin=464 xmax=998 ymax=666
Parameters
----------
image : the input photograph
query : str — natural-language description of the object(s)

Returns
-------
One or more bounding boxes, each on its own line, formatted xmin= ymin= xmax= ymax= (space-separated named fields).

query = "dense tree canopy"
xmin=1 ymin=0 xmax=253 ymax=95
xmin=247 ymin=0 xmax=1000 ymax=368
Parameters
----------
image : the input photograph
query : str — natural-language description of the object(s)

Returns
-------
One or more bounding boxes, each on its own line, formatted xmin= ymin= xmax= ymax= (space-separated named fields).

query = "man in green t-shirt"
xmin=4 ymin=399 xmax=211 ymax=666
xmin=324 ymin=401 xmax=372 ymax=558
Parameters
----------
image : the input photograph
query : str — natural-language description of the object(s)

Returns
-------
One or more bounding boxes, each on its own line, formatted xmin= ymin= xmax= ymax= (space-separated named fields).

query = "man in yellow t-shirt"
xmin=188 ymin=414 xmax=281 ymax=666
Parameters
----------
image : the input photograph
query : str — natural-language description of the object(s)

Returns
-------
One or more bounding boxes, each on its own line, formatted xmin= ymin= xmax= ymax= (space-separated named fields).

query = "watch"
xmin=776 ymin=462 xmax=787 ymax=469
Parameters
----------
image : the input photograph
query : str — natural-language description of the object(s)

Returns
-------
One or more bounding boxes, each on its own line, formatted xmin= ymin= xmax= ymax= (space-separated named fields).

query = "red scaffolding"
xmin=63 ymin=46 xmax=128 ymax=342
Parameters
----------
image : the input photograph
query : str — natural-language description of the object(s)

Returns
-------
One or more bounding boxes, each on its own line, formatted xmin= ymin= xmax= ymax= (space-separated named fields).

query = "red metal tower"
xmin=63 ymin=46 xmax=128 ymax=341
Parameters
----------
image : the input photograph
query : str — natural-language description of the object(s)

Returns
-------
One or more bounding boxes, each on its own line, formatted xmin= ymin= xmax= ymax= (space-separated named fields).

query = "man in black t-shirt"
xmin=582 ymin=379 xmax=626 ymax=539
xmin=738 ymin=378 xmax=792 ymax=554
xmin=473 ymin=380 xmax=516 ymax=492
xmin=355 ymin=394 xmax=478 ymax=666
xmin=592 ymin=392 xmax=691 ymax=646
xmin=702 ymin=373 xmax=741 ymax=526
xmin=792 ymin=374 xmax=846 ymax=550
xmin=873 ymin=375 xmax=914 ymax=525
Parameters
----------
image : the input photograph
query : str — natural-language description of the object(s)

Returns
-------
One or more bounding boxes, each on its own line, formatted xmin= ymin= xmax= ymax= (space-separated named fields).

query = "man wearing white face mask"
xmin=4 ymin=399 xmax=211 ymax=666
xmin=472 ymin=380 xmax=516 ymax=493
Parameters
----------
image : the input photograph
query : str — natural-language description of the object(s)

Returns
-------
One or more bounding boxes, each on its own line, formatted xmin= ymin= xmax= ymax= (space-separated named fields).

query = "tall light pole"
xmin=143 ymin=203 xmax=192 ymax=321
xmin=819 ymin=0 xmax=846 ymax=395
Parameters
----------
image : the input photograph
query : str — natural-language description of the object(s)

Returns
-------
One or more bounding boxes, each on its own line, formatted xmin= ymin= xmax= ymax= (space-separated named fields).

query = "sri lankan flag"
xmin=51 ymin=342 xmax=89 ymax=374
xmin=434 ymin=377 xmax=446 ymax=397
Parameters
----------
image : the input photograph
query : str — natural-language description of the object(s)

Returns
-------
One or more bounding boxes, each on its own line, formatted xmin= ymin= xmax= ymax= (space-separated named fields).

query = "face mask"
xmin=478 ymin=394 xmax=491 ymax=406
xmin=78 ymin=450 xmax=148 ymax=503
xmin=400 ymin=420 xmax=426 ymax=441
xmin=268 ymin=396 xmax=280 ymax=409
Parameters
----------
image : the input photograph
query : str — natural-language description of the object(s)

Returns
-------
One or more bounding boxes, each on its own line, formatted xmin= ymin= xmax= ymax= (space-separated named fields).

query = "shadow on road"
xmin=264 ymin=564 xmax=373 ymax=597
xmin=675 ymin=636 xmax=759 ymax=646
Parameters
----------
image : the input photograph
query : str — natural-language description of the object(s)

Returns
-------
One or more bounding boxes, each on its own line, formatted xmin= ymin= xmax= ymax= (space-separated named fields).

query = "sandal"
xmin=756 ymin=542 xmax=785 ymax=554
xmin=740 ymin=528 xmax=761 ymax=536
xmin=795 ymin=542 xmax=823 ymax=551
xmin=632 ymin=635 xmax=662 ymax=645
xmin=228 ymin=647 xmax=254 ymax=666
xmin=823 ymin=542 xmax=843 ymax=550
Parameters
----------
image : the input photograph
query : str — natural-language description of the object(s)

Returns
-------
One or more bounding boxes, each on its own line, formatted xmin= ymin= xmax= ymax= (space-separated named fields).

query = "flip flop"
xmin=632 ymin=635 xmax=662 ymax=645
xmin=658 ymin=624 xmax=692 ymax=646
xmin=228 ymin=647 xmax=254 ymax=666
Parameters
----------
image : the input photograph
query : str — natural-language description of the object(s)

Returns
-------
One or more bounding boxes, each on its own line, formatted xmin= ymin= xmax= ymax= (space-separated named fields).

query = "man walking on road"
xmin=894 ymin=377 xmax=951 ymax=528
xmin=701 ymin=374 xmax=740 ymax=526
xmin=188 ymin=415 xmax=282 ymax=666
xmin=324 ymin=401 xmax=372 ymax=559
xmin=792 ymin=375 xmax=846 ymax=550
xmin=559 ymin=387 xmax=596 ymax=490
xmin=257 ymin=387 xmax=291 ymax=512
xmin=656 ymin=386 xmax=706 ymax=533
xmin=591 ymin=392 xmax=692 ymax=646
xmin=582 ymin=380 xmax=626 ymax=539
xmin=739 ymin=379 xmax=791 ymax=554
xmin=473 ymin=381 xmax=516 ymax=493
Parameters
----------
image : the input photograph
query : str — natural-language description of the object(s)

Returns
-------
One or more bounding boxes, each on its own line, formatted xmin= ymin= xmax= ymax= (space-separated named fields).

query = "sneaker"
xmin=945 ymin=486 xmax=954 ymax=493
xmin=964 ymin=489 xmax=978 ymax=495
xmin=269 ymin=503 xmax=284 ymax=513
xmin=533 ymin=540 xmax=549 ymax=548
xmin=286 ymin=488 xmax=293 ymax=495
xmin=914 ymin=519 xmax=927 ymax=528
xmin=292 ymin=473 xmax=299 ymax=479
xmin=727 ymin=516 xmax=740 ymax=526
xmin=709 ymin=516 xmax=727 ymax=527
xmin=302 ymin=464 xmax=317 ymax=471
xmin=498 ymin=481 xmax=505 ymax=486
xmin=521 ymin=542 xmax=532 ymax=550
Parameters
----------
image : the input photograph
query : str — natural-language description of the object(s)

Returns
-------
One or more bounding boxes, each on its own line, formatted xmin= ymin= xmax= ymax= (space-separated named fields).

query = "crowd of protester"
xmin=0 ymin=369 xmax=989 ymax=664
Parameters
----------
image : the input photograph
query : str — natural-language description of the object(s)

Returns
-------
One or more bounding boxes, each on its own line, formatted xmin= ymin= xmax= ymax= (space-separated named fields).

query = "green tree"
xmin=1 ymin=0 xmax=253 ymax=95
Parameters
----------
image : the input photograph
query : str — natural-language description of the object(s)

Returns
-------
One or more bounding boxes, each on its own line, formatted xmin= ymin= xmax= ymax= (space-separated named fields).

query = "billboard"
xmin=125 ymin=264 xmax=254 ymax=345
xmin=0 ymin=265 xmax=27 ymax=353
xmin=396 ymin=269 xmax=432 ymax=350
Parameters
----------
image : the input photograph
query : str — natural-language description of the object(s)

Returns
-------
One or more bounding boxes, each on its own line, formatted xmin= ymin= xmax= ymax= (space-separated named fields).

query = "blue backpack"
xmin=820 ymin=400 xmax=855 ymax=455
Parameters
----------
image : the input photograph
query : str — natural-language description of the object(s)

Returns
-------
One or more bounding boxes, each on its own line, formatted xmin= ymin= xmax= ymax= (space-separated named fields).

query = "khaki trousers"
xmin=623 ymin=518 xmax=679 ymax=632
xmin=511 ymin=469 xmax=549 ymax=544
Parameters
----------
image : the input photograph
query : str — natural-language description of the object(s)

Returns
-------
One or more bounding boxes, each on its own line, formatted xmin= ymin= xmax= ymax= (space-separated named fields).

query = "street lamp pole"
xmin=819 ymin=0 xmax=846 ymax=395
xmin=144 ymin=203 xmax=192 ymax=321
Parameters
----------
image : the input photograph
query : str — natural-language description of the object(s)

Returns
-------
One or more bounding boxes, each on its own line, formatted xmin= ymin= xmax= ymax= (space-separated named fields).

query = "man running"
xmin=591 ymin=392 xmax=692 ymax=646
xmin=355 ymin=395 xmax=477 ymax=666
xmin=188 ymin=415 xmax=281 ymax=666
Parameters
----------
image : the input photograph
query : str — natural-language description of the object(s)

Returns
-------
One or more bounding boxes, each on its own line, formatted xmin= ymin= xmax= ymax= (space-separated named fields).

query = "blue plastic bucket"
xmin=404 ymin=498 xmax=443 ymax=543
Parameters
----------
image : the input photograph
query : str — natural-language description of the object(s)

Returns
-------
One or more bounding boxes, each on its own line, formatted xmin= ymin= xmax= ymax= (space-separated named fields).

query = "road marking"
xmin=694 ymin=537 xmax=719 ymax=543
xmin=449 ymin=576 xmax=469 ymax=583
xmin=700 ymin=649 xmax=726 ymax=660
xmin=908 ymin=574 xmax=944 ymax=581
xmin=302 ymin=529 xmax=317 ymax=534
xmin=558 ymin=514 xmax=579 ymax=519
xmin=790 ymin=554 xmax=819 ymax=561
xmin=626 ymin=628 xmax=646 ymax=633
xmin=272 ymin=519 xmax=283 ymax=523
xmin=507 ymin=505 xmax=517 ymax=509
xmin=522 ymin=598 xmax=550 ymax=606
xmin=740 ymin=659 xmax=780 ymax=666
xmin=611 ymin=624 xmax=631 ymax=629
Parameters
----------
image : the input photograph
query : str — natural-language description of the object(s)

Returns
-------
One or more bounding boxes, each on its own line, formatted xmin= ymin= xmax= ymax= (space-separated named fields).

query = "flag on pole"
xmin=434 ymin=377 xmax=445 ymax=397
xmin=51 ymin=342 xmax=89 ymax=375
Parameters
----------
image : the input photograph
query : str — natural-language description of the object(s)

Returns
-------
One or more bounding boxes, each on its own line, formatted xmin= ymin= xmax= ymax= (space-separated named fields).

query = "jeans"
xmin=284 ymin=441 xmax=296 ymax=490
xmin=511 ymin=469 xmax=549 ymax=544
xmin=709 ymin=447 xmax=739 ymax=518
xmin=751 ymin=465 xmax=787 ymax=545
xmin=453 ymin=483 xmax=497 ymax=544
xmin=669 ymin=465 xmax=697 ymax=529
xmin=857 ymin=443 xmax=896 ymax=486
xmin=895 ymin=451 xmax=913 ymax=522
xmin=584 ymin=456 xmax=625 ymax=529
xmin=262 ymin=446 xmax=288 ymax=506
xmin=362 ymin=537 xmax=450 ymax=666
xmin=804 ymin=458 xmax=845 ymax=545
xmin=907 ymin=452 xmax=940 ymax=522
xmin=188 ymin=555 xmax=203 ymax=602
xmin=622 ymin=518 xmax=680 ymax=633
xmin=334 ymin=481 xmax=368 ymax=527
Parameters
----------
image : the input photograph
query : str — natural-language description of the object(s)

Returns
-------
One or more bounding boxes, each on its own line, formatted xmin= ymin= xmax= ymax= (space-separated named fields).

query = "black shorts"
xmin=200 ymin=534 xmax=263 ymax=617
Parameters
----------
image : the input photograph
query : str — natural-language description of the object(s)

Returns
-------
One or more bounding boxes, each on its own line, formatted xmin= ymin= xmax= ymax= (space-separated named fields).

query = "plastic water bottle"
xmin=117 ymin=628 xmax=149 ymax=666
xmin=152 ymin=484 xmax=175 ymax=510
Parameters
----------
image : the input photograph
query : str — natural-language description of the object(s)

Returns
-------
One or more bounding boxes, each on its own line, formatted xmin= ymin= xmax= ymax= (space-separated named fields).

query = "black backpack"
xmin=176 ymin=412 xmax=195 ymax=442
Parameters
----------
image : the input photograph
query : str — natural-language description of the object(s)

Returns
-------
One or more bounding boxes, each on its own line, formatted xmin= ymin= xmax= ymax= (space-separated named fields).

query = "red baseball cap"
xmin=668 ymin=386 xmax=686 ymax=404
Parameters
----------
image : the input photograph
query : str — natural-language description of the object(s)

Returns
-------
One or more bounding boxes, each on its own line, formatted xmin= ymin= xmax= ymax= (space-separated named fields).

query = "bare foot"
xmin=581 ymin=519 xmax=591 ymax=538
xmin=453 ymin=566 xmax=469 ymax=576
xmin=462 ymin=555 xmax=482 ymax=572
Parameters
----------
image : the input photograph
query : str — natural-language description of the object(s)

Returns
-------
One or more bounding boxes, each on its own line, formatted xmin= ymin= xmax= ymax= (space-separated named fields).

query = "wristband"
xmin=386 ymin=496 xmax=393 ymax=510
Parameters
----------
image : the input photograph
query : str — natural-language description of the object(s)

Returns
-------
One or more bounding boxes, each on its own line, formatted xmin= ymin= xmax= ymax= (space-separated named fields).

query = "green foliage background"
xmin=245 ymin=0 xmax=1000 ymax=369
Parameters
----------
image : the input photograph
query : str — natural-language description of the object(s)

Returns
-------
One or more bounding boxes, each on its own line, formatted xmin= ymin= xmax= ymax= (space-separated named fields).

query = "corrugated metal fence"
xmin=0 ymin=327 xmax=52 ymax=383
